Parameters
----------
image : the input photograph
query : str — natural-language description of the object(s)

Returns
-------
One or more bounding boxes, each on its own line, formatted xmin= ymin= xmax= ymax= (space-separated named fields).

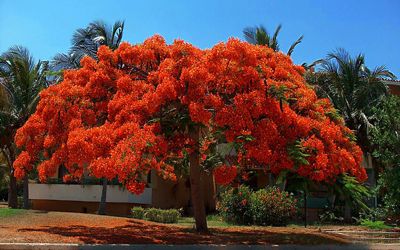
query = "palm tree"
xmin=52 ymin=20 xmax=125 ymax=71
xmin=0 ymin=46 xmax=49 ymax=208
xmin=309 ymin=48 xmax=396 ymax=152
xmin=243 ymin=24 xmax=303 ymax=56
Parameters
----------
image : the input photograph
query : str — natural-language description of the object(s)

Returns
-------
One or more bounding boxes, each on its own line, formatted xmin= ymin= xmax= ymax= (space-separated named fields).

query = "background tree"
xmin=52 ymin=20 xmax=125 ymax=71
xmin=306 ymin=48 xmax=396 ymax=153
xmin=370 ymin=95 xmax=400 ymax=217
xmin=243 ymin=24 xmax=303 ymax=56
xmin=0 ymin=46 xmax=48 ymax=208
xmin=14 ymin=36 xmax=366 ymax=232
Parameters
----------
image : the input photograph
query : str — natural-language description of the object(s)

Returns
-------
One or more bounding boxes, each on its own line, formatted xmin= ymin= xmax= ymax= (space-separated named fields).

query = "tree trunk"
xmin=5 ymin=147 xmax=17 ymax=209
xmin=23 ymin=175 xmax=29 ymax=209
xmin=98 ymin=178 xmax=107 ymax=215
xmin=188 ymin=124 xmax=208 ymax=232
xmin=344 ymin=201 xmax=352 ymax=222
xmin=8 ymin=172 xmax=17 ymax=208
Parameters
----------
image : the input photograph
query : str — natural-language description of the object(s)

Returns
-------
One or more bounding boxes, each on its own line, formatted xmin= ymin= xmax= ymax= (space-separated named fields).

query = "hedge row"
xmin=131 ymin=207 xmax=181 ymax=223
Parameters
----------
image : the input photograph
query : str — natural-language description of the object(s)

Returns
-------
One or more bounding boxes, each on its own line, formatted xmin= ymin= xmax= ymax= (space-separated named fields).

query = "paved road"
xmin=1 ymin=244 xmax=400 ymax=250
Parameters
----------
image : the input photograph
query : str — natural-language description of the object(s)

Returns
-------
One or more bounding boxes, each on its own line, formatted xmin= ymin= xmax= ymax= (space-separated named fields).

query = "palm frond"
xmin=243 ymin=27 xmax=258 ymax=45
xmin=271 ymin=24 xmax=282 ymax=51
xmin=287 ymin=35 xmax=303 ymax=56
xmin=0 ymin=46 xmax=49 ymax=132
xmin=54 ymin=20 xmax=125 ymax=71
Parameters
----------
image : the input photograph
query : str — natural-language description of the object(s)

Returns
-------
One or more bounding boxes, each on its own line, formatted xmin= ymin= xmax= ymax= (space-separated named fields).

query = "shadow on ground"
xmin=17 ymin=219 xmax=350 ymax=245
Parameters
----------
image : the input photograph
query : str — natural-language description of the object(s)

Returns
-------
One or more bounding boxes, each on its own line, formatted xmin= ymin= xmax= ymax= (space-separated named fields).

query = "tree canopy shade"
xmin=14 ymin=36 xmax=366 ymax=231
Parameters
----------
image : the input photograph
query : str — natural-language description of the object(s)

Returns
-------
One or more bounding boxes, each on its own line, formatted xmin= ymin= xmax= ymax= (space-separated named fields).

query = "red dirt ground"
xmin=0 ymin=210 xmax=350 ymax=245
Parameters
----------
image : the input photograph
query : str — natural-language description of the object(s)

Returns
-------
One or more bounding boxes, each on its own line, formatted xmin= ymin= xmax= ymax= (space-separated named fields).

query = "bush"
xmin=142 ymin=208 xmax=181 ymax=223
xmin=144 ymin=208 xmax=162 ymax=222
xmin=218 ymin=185 xmax=252 ymax=225
xmin=218 ymin=185 xmax=297 ymax=226
xmin=17 ymin=196 xmax=23 ymax=209
xmin=250 ymin=187 xmax=297 ymax=226
xmin=358 ymin=206 xmax=388 ymax=222
xmin=319 ymin=206 xmax=344 ymax=224
xmin=131 ymin=206 xmax=145 ymax=219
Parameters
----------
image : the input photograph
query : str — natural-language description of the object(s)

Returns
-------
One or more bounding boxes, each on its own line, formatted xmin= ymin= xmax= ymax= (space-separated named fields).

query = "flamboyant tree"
xmin=13 ymin=36 xmax=366 ymax=232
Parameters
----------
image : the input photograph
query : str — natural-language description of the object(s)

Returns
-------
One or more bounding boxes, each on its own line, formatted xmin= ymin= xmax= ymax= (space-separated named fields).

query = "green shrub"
xmin=17 ymin=196 xmax=23 ymax=209
xmin=318 ymin=206 xmax=344 ymax=224
xmin=144 ymin=208 xmax=162 ymax=222
xmin=358 ymin=206 xmax=388 ymax=222
xmin=144 ymin=208 xmax=180 ymax=223
xmin=218 ymin=185 xmax=298 ymax=226
xmin=161 ymin=209 xmax=181 ymax=223
xmin=131 ymin=206 xmax=145 ymax=219
xmin=218 ymin=185 xmax=253 ymax=225
xmin=250 ymin=187 xmax=297 ymax=226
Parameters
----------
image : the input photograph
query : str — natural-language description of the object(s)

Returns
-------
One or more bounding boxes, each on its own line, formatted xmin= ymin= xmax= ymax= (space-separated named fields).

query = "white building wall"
xmin=29 ymin=184 xmax=152 ymax=204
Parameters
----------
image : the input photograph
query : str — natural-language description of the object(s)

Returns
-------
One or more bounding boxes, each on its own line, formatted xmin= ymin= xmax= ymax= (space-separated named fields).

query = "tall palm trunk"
xmin=23 ymin=175 xmax=29 ymax=209
xmin=98 ymin=178 xmax=107 ymax=215
xmin=188 ymin=124 xmax=208 ymax=232
xmin=8 ymin=169 xmax=17 ymax=208
xmin=5 ymin=147 xmax=17 ymax=208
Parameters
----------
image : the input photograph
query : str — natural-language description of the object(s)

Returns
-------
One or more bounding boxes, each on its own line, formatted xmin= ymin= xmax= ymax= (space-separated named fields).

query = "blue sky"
xmin=1 ymin=0 xmax=399 ymax=76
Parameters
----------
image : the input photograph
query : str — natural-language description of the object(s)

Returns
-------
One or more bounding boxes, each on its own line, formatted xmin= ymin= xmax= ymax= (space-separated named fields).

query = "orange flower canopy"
xmin=13 ymin=36 xmax=367 ymax=193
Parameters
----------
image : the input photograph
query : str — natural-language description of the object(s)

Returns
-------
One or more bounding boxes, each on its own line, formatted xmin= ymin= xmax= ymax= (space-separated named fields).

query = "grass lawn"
xmin=0 ymin=208 xmax=25 ymax=218
xmin=0 ymin=208 xmax=352 ymax=245
xmin=177 ymin=215 xmax=232 ymax=227
xmin=360 ymin=219 xmax=393 ymax=230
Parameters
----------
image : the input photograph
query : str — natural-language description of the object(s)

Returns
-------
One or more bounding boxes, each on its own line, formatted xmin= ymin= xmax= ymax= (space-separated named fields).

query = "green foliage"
xmin=371 ymin=95 xmax=400 ymax=167
xmin=358 ymin=206 xmax=388 ymax=222
xmin=52 ymin=20 xmax=125 ymax=71
xmin=319 ymin=208 xmax=344 ymax=224
xmin=218 ymin=185 xmax=253 ymax=225
xmin=330 ymin=174 xmax=372 ymax=212
xmin=360 ymin=219 xmax=391 ymax=230
xmin=325 ymin=109 xmax=343 ymax=123
xmin=370 ymin=95 xmax=400 ymax=218
xmin=308 ymin=49 xmax=395 ymax=152
xmin=287 ymin=140 xmax=310 ymax=168
xmin=377 ymin=167 xmax=400 ymax=217
xmin=131 ymin=206 xmax=145 ymax=219
xmin=250 ymin=187 xmax=297 ymax=226
xmin=0 ymin=46 xmax=49 ymax=137
xmin=243 ymin=24 xmax=303 ymax=56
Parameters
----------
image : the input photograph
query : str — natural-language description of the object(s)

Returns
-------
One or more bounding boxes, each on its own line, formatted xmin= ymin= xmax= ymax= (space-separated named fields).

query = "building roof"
xmin=383 ymin=79 xmax=400 ymax=86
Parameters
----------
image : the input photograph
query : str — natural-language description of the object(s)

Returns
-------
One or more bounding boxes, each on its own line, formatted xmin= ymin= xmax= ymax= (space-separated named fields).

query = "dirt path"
xmin=0 ymin=210 xmax=350 ymax=245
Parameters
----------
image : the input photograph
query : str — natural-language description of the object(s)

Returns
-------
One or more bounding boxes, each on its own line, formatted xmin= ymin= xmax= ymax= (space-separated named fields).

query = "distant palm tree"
xmin=0 ymin=46 xmax=49 ymax=208
xmin=52 ymin=20 xmax=125 ymax=70
xmin=243 ymin=24 xmax=303 ymax=56
xmin=309 ymin=48 xmax=396 ymax=152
